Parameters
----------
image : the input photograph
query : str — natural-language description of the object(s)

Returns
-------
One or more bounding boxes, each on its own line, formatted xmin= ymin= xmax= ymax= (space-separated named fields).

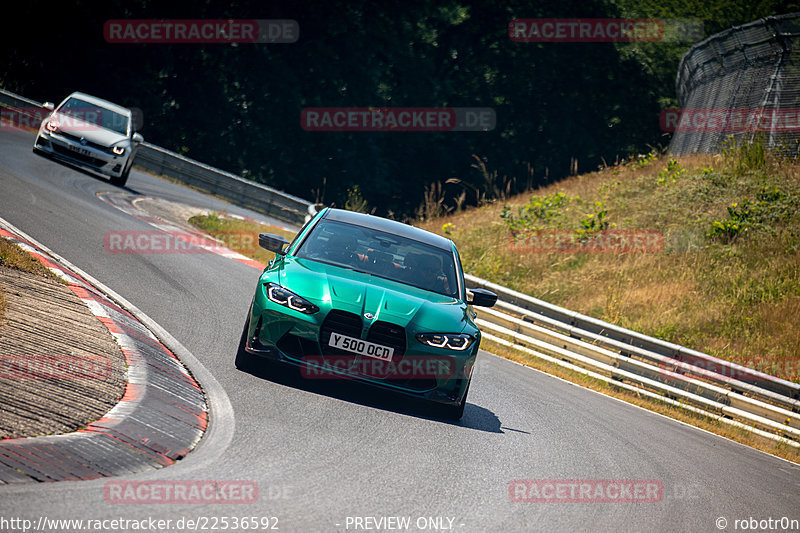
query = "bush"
xmin=656 ymin=159 xmax=686 ymax=185
xmin=707 ymin=187 xmax=798 ymax=243
xmin=575 ymin=201 xmax=613 ymax=240
xmin=500 ymin=192 xmax=569 ymax=233
xmin=345 ymin=185 xmax=370 ymax=213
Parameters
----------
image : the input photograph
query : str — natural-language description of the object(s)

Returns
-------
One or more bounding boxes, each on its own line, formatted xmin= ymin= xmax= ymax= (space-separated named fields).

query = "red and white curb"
xmin=0 ymin=220 xmax=209 ymax=483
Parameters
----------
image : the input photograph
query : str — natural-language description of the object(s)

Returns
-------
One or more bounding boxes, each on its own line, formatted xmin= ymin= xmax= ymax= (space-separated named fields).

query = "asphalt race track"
xmin=1 ymin=128 xmax=798 ymax=532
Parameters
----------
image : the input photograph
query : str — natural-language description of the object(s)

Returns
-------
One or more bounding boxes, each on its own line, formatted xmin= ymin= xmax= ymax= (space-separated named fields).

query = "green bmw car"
xmin=235 ymin=207 xmax=497 ymax=419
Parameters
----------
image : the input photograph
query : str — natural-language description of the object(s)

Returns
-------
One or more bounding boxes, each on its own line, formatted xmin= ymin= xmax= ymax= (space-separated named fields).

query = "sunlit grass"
xmin=0 ymin=238 xmax=63 ymax=323
xmin=418 ymin=151 xmax=800 ymax=383
xmin=0 ymin=238 xmax=58 ymax=278
xmin=189 ymin=212 xmax=297 ymax=266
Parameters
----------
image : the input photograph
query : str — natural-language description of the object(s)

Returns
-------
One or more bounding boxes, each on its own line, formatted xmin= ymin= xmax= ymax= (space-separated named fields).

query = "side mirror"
xmin=42 ymin=102 xmax=55 ymax=111
xmin=467 ymin=288 xmax=497 ymax=307
xmin=132 ymin=132 xmax=144 ymax=143
xmin=259 ymin=233 xmax=289 ymax=255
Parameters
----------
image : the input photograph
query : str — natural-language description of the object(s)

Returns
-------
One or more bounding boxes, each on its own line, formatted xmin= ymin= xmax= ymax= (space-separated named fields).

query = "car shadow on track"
xmin=242 ymin=363 xmax=504 ymax=433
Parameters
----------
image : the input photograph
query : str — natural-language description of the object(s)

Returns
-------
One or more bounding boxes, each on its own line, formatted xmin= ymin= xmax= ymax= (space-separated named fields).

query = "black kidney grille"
xmin=317 ymin=312 xmax=427 ymax=387
xmin=319 ymin=310 xmax=363 ymax=356
xmin=366 ymin=321 xmax=406 ymax=356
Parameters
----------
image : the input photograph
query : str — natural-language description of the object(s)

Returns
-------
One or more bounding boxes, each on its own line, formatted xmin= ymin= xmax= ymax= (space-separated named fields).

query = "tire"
xmin=110 ymin=161 xmax=131 ymax=187
xmin=234 ymin=313 xmax=257 ymax=372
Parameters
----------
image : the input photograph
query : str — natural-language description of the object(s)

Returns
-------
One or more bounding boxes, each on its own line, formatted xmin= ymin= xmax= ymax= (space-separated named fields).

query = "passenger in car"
xmin=316 ymin=232 xmax=368 ymax=266
xmin=404 ymin=252 xmax=448 ymax=294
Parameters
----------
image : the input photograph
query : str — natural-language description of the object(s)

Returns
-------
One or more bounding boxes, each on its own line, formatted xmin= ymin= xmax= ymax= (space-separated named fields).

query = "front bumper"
xmin=34 ymin=130 xmax=130 ymax=178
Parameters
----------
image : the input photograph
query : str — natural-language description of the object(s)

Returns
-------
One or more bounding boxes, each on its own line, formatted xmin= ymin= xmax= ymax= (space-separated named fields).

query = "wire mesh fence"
xmin=669 ymin=13 xmax=800 ymax=156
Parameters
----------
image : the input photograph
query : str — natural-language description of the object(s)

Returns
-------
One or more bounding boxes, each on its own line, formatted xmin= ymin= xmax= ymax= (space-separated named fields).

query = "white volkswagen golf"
xmin=33 ymin=91 xmax=143 ymax=187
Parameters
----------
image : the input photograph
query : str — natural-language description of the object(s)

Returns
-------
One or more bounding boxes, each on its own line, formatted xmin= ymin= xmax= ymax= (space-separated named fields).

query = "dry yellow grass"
xmin=0 ymin=238 xmax=58 ymax=278
xmin=419 ymin=151 xmax=800 ymax=383
xmin=194 ymin=154 xmax=800 ymax=383
xmin=0 ymin=238 xmax=63 ymax=324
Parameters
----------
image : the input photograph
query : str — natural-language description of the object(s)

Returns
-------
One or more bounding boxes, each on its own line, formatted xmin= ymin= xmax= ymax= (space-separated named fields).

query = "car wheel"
xmin=234 ymin=313 xmax=257 ymax=372
xmin=110 ymin=161 xmax=131 ymax=187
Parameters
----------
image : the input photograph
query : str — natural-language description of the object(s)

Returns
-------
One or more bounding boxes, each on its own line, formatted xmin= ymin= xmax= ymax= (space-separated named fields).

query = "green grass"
xmin=188 ymin=212 xmax=297 ymax=266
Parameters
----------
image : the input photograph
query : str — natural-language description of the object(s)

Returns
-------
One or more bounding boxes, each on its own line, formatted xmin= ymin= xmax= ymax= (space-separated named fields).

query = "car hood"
xmin=276 ymin=257 xmax=471 ymax=332
xmin=53 ymin=112 xmax=128 ymax=146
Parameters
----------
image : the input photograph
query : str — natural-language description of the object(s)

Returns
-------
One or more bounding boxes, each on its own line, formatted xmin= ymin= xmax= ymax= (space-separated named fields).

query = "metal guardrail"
xmin=466 ymin=274 xmax=800 ymax=446
xmin=135 ymin=144 xmax=312 ymax=226
xmin=0 ymin=88 xmax=42 ymax=111
xmin=0 ymin=88 xmax=49 ymax=132
xmin=0 ymin=88 xmax=314 ymax=227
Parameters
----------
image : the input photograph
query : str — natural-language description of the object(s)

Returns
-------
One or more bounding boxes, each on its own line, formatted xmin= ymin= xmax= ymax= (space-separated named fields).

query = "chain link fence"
xmin=669 ymin=13 xmax=800 ymax=156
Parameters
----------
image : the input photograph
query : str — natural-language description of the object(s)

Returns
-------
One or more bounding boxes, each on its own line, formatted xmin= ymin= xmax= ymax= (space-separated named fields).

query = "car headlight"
xmin=112 ymin=145 xmax=126 ymax=155
xmin=45 ymin=120 xmax=60 ymax=133
xmin=265 ymin=282 xmax=319 ymax=314
xmin=416 ymin=333 xmax=474 ymax=351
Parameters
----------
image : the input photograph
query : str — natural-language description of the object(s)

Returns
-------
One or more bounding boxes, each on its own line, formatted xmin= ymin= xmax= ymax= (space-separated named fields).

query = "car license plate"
xmin=69 ymin=145 xmax=92 ymax=156
xmin=328 ymin=332 xmax=394 ymax=361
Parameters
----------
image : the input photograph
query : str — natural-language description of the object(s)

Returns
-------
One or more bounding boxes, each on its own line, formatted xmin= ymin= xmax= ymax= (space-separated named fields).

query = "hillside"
xmin=418 ymin=146 xmax=800 ymax=383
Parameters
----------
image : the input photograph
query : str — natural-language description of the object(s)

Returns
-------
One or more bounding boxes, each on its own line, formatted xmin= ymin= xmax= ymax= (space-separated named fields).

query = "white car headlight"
xmin=112 ymin=145 xmax=126 ymax=156
xmin=265 ymin=283 xmax=319 ymax=314
xmin=416 ymin=333 xmax=474 ymax=351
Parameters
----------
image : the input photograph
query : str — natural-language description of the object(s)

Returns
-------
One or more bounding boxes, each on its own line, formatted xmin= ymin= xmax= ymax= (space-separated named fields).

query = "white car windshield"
xmin=59 ymin=97 xmax=130 ymax=136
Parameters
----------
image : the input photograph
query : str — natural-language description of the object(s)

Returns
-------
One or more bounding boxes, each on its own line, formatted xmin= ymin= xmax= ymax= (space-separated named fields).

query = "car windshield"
xmin=58 ymin=97 xmax=130 ymax=135
xmin=296 ymin=219 xmax=460 ymax=298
